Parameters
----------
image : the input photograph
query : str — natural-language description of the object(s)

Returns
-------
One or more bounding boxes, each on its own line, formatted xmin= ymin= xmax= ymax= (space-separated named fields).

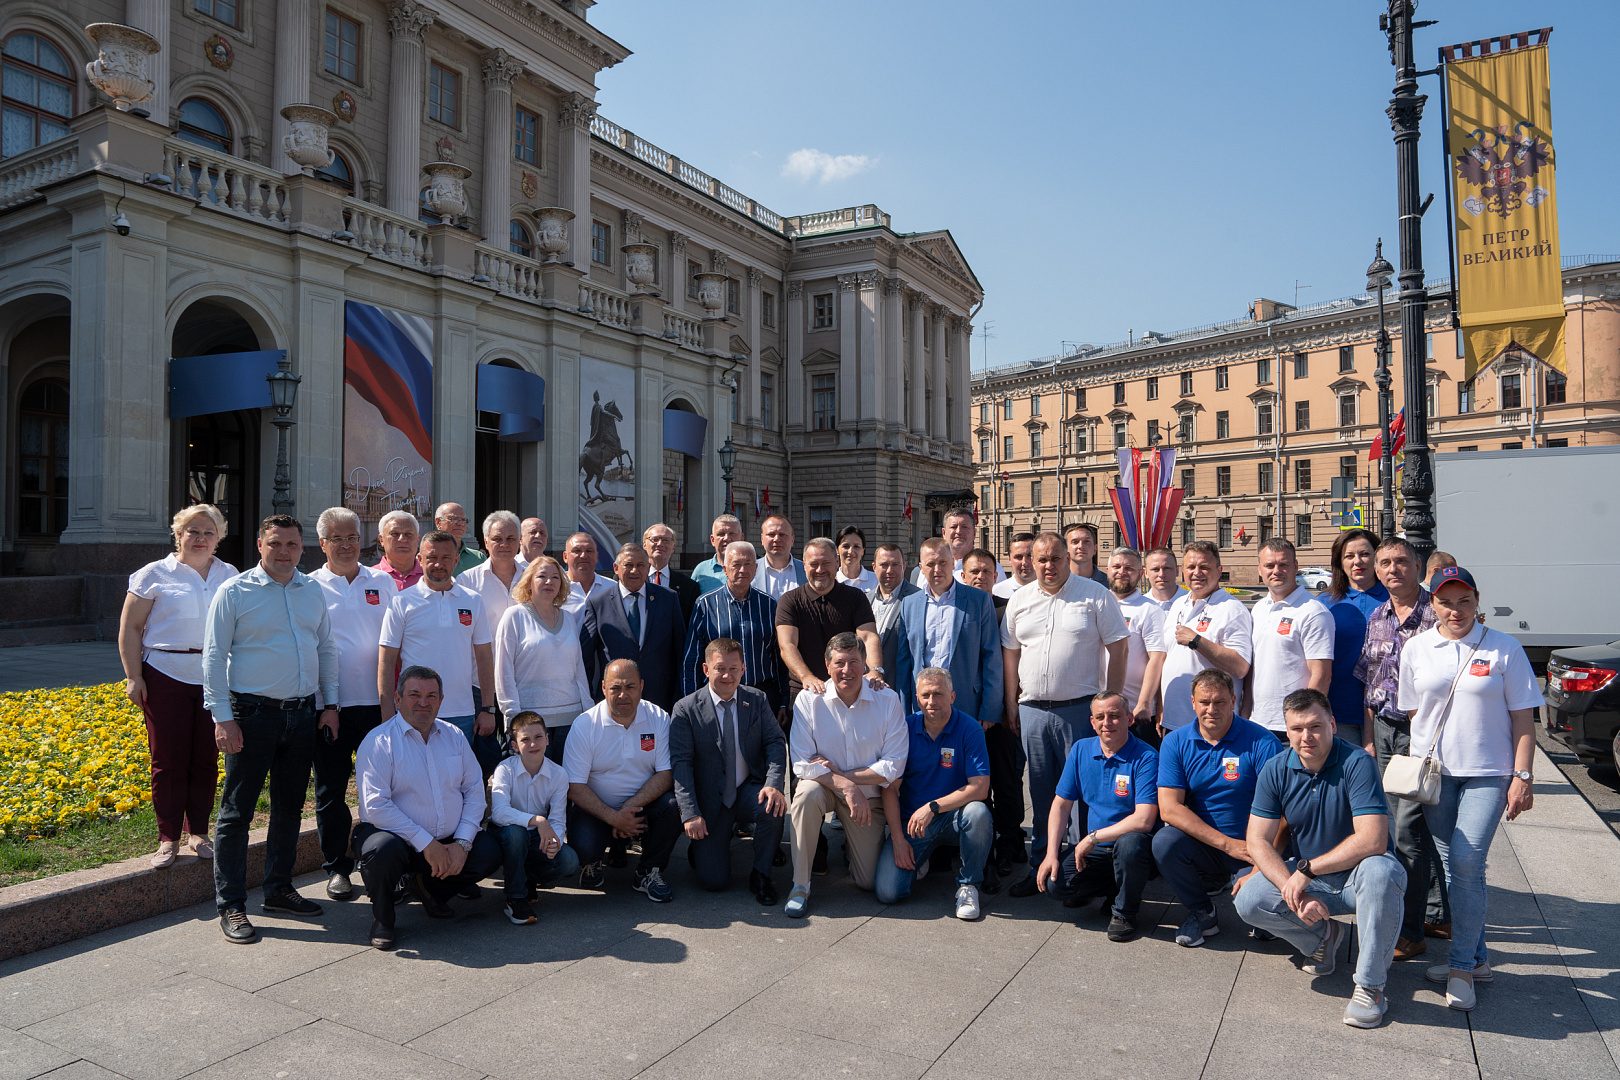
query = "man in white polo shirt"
xmin=379 ymin=531 xmax=497 ymax=773
xmin=1144 ymin=546 xmax=1189 ymax=612
xmin=563 ymin=658 xmax=680 ymax=902
xmin=310 ymin=507 xmax=394 ymax=901
xmin=992 ymin=531 xmax=1037 ymax=600
xmin=1248 ymin=539 xmax=1334 ymax=737
xmin=1146 ymin=541 xmax=1253 ymax=735
xmin=1104 ymin=546 xmax=1168 ymax=745
xmin=1001 ymin=531 xmax=1128 ymax=895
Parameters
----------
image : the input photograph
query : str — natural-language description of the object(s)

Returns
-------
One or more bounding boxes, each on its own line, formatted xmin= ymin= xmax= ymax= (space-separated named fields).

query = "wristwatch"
xmin=1513 ymin=769 xmax=1533 ymax=782
xmin=454 ymin=837 xmax=473 ymax=852
xmin=480 ymin=706 xmax=498 ymax=715
xmin=1296 ymin=858 xmax=1316 ymax=879
xmin=928 ymin=800 xmax=941 ymax=816
xmin=1188 ymin=634 xmax=1203 ymax=653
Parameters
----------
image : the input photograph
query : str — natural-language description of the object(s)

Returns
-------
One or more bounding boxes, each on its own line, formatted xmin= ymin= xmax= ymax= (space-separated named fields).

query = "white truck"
xmin=1434 ymin=444 xmax=1620 ymax=659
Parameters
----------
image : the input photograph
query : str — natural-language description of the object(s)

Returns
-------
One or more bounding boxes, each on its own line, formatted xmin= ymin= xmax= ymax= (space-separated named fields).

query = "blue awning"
xmin=169 ymin=350 xmax=285 ymax=419
xmin=477 ymin=364 xmax=546 ymax=442
xmin=662 ymin=408 xmax=708 ymax=458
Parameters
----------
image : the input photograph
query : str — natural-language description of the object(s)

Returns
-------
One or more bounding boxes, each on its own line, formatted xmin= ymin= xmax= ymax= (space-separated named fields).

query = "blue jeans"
xmin=492 ymin=824 xmax=581 ymax=899
xmin=874 ymin=802 xmax=993 ymax=903
xmin=1152 ymin=824 xmax=1250 ymax=916
xmin=1425 ymin=774 xmax=1510 ymax=971
xmin=1236 ymin=853 xmax=1408 ymax=990
xmin=444 ymin=710 xmax=504 ymax=778
xmin=213 ymin=695 xmax=317 ymax=912
xmin=569 ymin=790 xmax=682 ymax=873
xmin=1019 ymin=699 xmax=1093 ymax=866
xmin=1055 ymin=830 xmax=1157 ymax=920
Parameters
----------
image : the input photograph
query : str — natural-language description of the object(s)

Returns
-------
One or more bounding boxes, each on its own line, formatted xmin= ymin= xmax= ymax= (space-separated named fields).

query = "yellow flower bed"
xmin=0 ymin=683 xmax=151 ymax=842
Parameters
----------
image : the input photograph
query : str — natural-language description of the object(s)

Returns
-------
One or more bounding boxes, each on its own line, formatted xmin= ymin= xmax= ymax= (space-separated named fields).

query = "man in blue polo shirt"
xmin=1034 ymin=691 xmax=1158 ymax=941
xmin=875 ymin=667 xmax=992 ymax=921
xmin=1153 ymin=668 xmax=1285 ymax=948
xmin=1236 ymin=688 xmax=1405 ymax=1029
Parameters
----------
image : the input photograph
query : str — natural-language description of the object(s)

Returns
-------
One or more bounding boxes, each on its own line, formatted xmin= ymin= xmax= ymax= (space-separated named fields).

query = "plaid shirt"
xmin=1354 ymin=591 xmax=1436 ymax=719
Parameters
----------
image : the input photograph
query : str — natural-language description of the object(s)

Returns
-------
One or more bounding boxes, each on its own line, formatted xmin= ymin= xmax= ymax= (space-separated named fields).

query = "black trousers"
xmin=687 ymin=782 xmax=786 ymax=890
xmin=352 ymin=822 xmax=501 ymax=928
xmin=984 ymin=720 xmax=1027 ymax=858
xmin=570 ymin=791 xmax=681 ymax=874
xmin=313 ymin=704 xmax=383 ymax=876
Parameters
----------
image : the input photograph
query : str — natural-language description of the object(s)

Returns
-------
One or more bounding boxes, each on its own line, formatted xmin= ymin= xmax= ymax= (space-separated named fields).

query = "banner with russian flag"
xmin=341 ymin=301 xmax=434 ymax=544
xmin=1109 ymin=447 xmax=1183 ymax=552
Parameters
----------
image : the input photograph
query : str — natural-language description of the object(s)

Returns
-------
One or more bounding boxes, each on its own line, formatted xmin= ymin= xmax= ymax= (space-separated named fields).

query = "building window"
xmin=1146 ymin=377 xmax=1159 ymax=401
xmin=176 ymin=97 xmax=232 ymax=153
xmin=1294 ymin=400 xmax=1311 ymax=431
xmin=811 ymin=373 xmax=837 ymax=431
xmin=760 ymin=371 xmax=775 ymax=429
xmin=979 ymin=402 xmax=989 ymax=425
xmin=1030 ymin=394 xmax=1042 ymax=417
xmin=590 ymin=220 xmax=611 ymax=265
xmin=1147 ymin=419 xmax=1160 ymax=445
xmin=1256 ymin=402 xmax=1274 ymax=437
xmin=812 ymin=293 xmax=834 ymax=330
xmin=1176 ymin=414 xmax=1193 ymax=442
xmin=1502 ymin=441 xmax=1522 ymax=450
xmin=1339 ymin=455 xmax=1357 ymax=483
xmin=1077 ymin=477 xmax=1090 ymax=504
xmin=1180 ymin=468 xmax=1195 ymax=497
xmin=726 ymin=277 xmax=739 ymax=315
xmin=1546 ymin=437 xmax=1569 ymax=447
xmin=761 ymin=292 xmax=776 ymax=329
xmin=1030 ymin=430 xmax=1043 ymax=458
xmin=1458 ymin=445 xmax=1478 ymax=452
xmin=1072 ymin=425 xmax=1089 ymax=454
xmin=1295 ymin=515 xmax=1313 ymax=548
xmin=1001 ymin=481 xmax=1014 ymax=506
xmin=1113 ymin=420 xmax=1127 ymax=448
xmin=1501 ymin=373 xmax=1522 ymax=410
xmin=1458 ymin=378 xmax=1475 ymax=414
xmin=686 ymin=260 xmax=702 ymax=300
xmin=1216 ymin=466 xmax=1232 ymax=496
xmin=1003 ymin=397 xmax=1014 ymax=420
xmin=1257 ymin=461 xmax=1273 ymax=494
xmin=1216 ymin=365 xmax=1229 ymax=390
xmin=313 ymin=149 xmax=356 ymax=195
xmin=1074 ymin=387 xmax=1087 ymax=411
xmin=1031 ymin=479 xmax=1043 ymax=506
xmin=1338 ymin=393 xmax=1357 ymax=428
xmin=1215 ymin=410 xmax=1230 ymax=439
xmin=513 ymin=105 xmax=540 ymax=165
xmin=809 ymin=506 xmax=834 ymax=540
xmin=428 ymin=62 xmax=461 ymax=127
xmin=1544 ymin=367 xmax=1568 ymax=405
xmin=1 ymin=32 xmax=75 ymax=160
xmin=1180 ymin=371 xmax=1193 ymax=396
xmin=509 ymin=219 xmax=532 ymax=257
xmin=1002 ymin=435 xmax=1014 ymax=459
xmin=1218 ymin=518 xmax=1233 ymax=549
xmin=1426 ymin=381 xmax=1437 ymax=419
xmin=981 ymin=484 xmax=991 ymax=510
xmin=1339 ymin=345 xmax=1355 ymax=372
xmin=1181 ymin=517 xmax=1195 ymax=547
xmin=15 ymin=378 xmax=68 ymax=537
xmin=979 ymin=436 xmax=991 ymax=461
xmin=1113 ymin=382 xmax=1126 ymax=406
xmin=1256 ymin=356 xmax=1272 ymax=385
xmin=1293 ymin=352 xmax=1308 ymax=379
xmin=1295 ymin=458 xmax=1313 ymax=491
xmin=323 ymin=9 xmax=363 ymax=84
xmin=1258 ymin=515 xmax=1274 ymax=543
xmin=194 ymin=0 xmax=240 ymax=28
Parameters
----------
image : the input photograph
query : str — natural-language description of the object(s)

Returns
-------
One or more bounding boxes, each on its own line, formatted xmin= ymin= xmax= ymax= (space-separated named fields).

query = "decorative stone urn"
xmin=622 ymin=241 xmax=659 ymax=296
xmin=84 ymin=22 xmax=160 ymax=112
xmin=421 ymin=161 xmax=472 ymax=224
xmin=533 ymin=206 xmax=573 ymax=263
xmin=694 ymin=271 xmax=727 ymax=320
xmin=280 ymin=104 xmax=337 ymax=176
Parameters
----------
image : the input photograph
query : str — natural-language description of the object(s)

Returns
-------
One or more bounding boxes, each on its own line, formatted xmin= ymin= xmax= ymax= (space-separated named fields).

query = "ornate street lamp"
xmin=266 ymin=355 xmax=302 ymax=515
xmin=718 ymin=434 xmax=737 ymax=514
xmin=1366 ymin=239 xmax=1397 ymax=539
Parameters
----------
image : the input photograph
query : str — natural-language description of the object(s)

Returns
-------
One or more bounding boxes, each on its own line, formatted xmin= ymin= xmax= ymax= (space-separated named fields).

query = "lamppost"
xmin=1382 ymin=0 xmax=1437 ymax=563
xmin=266 ymin=354 xmax=302 ymax=515
xmin=718 ymin=434 xmax=736 ymax=516
xmin=1366 ymin=239 xmax=1397 ymax=539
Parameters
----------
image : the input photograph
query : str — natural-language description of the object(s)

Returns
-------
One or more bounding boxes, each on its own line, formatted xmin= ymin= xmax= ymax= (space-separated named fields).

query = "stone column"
xmin=909 ymin=292 xmax=927 ymax=436
xmin=270 ymin=0 xmax=312 ymax=174
xmin=557 ymin=92 xmax=596 ymax=269
xmin=930 ymin=304 xmax=947 ymax=440
xmin=882 ymin=278 xmax=905 ymax=435
xmin=124 ymin=0 xmax=169 ymax=123
xmin=837 ymin=274 xmax=859 ymax=436
xmin=386 ymin=2 xmax=435 ymax=216
xmin=479 ymin=49 xmax=522 ymax=242
xmin=785 ymin=281 xmax=804 ymax=432
xmin=952 ymin=317 xmax=972 ymax=447
xmin=857 ymin=272 xmax=880 ymax=426
xmin=745 ymin=267 xmax=762 ymax=424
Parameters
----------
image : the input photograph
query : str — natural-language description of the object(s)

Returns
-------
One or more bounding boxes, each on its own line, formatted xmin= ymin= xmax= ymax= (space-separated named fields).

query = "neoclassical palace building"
xmin=0 ymin=0 xmax=979 ymax=620
xmin=972 ymin=257 xmax=1620 ymax=573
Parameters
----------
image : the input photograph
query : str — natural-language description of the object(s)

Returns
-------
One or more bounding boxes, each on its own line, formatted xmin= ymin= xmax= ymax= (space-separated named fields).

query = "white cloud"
xmin=781 ymin=148 xmax=874 ymax=184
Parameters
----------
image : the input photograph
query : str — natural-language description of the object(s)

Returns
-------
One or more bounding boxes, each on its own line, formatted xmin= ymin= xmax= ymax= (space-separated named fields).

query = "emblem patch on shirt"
xmin=364 ymin=588 xmax=381 ymax=606
xmin=640 ymin=733 xmax=656 ymax=751
xmin=458 ymin=608 xmax=473 ymax=627
xmin=1277 ymin=617 xmax=1294 ymax=636
xmin=1195 ymin=616 xmax=1212 ymax=633
xmin=1221 ymin=756 xmax=1241 ymax=782
xmin=1469 ymin=658 xmax=1492 ymax=677
xmin=940 ymin=747 xmax=955 ymax=769
xmin=1114 ymin=772 xmax=1131 ymax=797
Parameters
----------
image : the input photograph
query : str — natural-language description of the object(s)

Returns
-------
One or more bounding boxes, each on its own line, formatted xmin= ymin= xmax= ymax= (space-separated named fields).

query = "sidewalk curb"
xmin=0 ymin=823 xmax=321 ymax=962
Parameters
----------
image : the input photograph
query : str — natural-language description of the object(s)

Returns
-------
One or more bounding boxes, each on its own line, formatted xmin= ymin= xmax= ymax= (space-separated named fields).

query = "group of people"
xmin=118 ymin=502 xmax=1539 ymax=1029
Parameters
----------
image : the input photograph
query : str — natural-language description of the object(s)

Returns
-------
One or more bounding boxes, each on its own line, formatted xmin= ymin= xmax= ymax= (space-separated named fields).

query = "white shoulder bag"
xmin=1382 ymin=633 xmax=1483 ymax=805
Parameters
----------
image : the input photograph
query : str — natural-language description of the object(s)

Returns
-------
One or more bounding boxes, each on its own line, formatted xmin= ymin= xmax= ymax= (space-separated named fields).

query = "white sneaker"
xmin=955 ymin=884 xmax=981 ymax=921
xmin=1426 ymin=960 xmax=1492 ymax=984
xmin=1343 ymin=985 xmax=1387 ymax=1028
xmin=1446 ymin=974 xmax=1477 ymax=1012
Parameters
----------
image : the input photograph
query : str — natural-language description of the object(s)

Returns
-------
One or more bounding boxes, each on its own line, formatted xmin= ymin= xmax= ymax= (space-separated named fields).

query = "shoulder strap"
xmin=1420 ymin=628 xmax=1486 ymax=760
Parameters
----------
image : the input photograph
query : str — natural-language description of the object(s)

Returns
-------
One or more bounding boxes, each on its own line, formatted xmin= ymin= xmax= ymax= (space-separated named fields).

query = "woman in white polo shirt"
xmin=1397 ymin=565 xmax=1538 ymax=1013
xmin=118 ymin=504 xmax=237 ymax=868
xmin=495 ymin=555 xmax=592 ymax=764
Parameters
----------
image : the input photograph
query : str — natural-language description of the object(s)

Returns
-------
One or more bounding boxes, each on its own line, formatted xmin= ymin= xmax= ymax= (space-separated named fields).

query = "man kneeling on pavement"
xmin=1235 ymin=688 xmax=1406 ymax=1029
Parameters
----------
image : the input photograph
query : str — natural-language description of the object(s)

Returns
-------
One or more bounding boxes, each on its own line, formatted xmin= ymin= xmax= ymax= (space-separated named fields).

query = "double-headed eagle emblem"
xmin=1455 ymin=121 xmax=1552 ymax=218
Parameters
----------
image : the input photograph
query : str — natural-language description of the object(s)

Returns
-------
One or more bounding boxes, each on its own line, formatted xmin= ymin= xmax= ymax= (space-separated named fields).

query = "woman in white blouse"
xmin=1397 ymin=565 xmax=1538 ymax=1013
xmin=495 ymin=555 xmax=592 ymax=764
xmin=117 ymin=504 xmax=238 ymax=868
xmin=834 ymin=525 xmax=876 ymax=591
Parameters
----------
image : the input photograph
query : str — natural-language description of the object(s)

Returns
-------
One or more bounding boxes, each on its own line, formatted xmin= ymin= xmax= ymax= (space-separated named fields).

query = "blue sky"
xmin=590 ymin=1 xmax=1618 ymax=373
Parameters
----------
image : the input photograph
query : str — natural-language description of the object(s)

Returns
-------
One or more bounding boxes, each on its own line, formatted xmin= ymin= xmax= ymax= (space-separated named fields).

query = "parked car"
xmin=1544 ymin=640 xmax=1620 ymax=773
xmin=1296 ymin=566 xmax=1332 ymax=591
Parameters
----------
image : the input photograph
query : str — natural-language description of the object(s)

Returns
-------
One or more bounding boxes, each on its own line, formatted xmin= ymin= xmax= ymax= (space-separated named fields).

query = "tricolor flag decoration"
xmin=1109 ymin=447 xmax=1184 ymax=551
xmin=753 ymin=487 xmax=763 ymax=517
xmin=1368 ymin=408 xmax=1407 ymax=460
xmin=902 ymin=491 xmax=914 ymax=521
xmin=675 ymin=475 xmax=685 ymax=514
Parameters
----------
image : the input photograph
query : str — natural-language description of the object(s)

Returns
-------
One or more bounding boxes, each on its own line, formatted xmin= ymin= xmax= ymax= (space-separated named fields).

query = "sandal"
xmin=151 ymin=840 xmax=179 ymax=869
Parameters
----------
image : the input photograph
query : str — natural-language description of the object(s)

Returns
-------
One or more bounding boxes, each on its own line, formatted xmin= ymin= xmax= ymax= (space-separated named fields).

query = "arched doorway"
xmin=661 ymin=398 xmax=705 ymax=557
xmin=1 ymin=299 xmax=71 ymax=575
xmin=171 ymin=300 xmax=266 ymax=570
xmin=474 ymin=359 xmax=525 ymax=527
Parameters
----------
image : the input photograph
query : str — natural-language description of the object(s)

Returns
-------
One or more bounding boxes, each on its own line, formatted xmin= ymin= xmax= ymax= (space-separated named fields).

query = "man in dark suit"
xmin=582 ymin=543 xmax=687 ymax=711
xmin=644 ymin=522 xmax=700 ymax=624
xmin=894 ymin=538 xmax=1004 ymax=726
xmin=669 ymin=637 xmax=787 ymax=903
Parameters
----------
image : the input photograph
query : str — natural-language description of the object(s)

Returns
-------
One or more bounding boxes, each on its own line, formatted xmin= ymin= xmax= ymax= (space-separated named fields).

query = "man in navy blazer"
xmin=582 ymin=543 xmax=687 ymax=711
xmin=669 ymin=637 xmax=787 ymax=904
xmin=894 ymin=538 xmax=1004 ymax=728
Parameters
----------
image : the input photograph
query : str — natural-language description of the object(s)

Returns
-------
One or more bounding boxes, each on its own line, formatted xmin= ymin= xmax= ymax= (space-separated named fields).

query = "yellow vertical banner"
xmin=1446 ymin=41 xmax=1564 ymax=377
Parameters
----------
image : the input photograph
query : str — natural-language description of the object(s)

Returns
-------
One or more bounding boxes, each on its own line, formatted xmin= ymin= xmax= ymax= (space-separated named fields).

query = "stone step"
xmin=0 ymin=623 xmax=100 ymax=648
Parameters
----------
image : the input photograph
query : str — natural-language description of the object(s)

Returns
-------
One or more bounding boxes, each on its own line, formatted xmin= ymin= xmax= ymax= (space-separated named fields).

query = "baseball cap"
xmin=1426 ymin=565 xmax=1478 ymax=595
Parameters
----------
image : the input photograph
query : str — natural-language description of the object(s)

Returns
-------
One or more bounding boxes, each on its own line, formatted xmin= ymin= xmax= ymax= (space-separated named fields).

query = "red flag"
xmin=1368 ymin=408 xmax=1407 ymax=460
xmin=1236 ymin=525 xmax=1248 ymax=543
xmin=762 ymin=485 xmax=771 ymax=508
xmin=902 ymin=492 xmax=914 ymax=521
